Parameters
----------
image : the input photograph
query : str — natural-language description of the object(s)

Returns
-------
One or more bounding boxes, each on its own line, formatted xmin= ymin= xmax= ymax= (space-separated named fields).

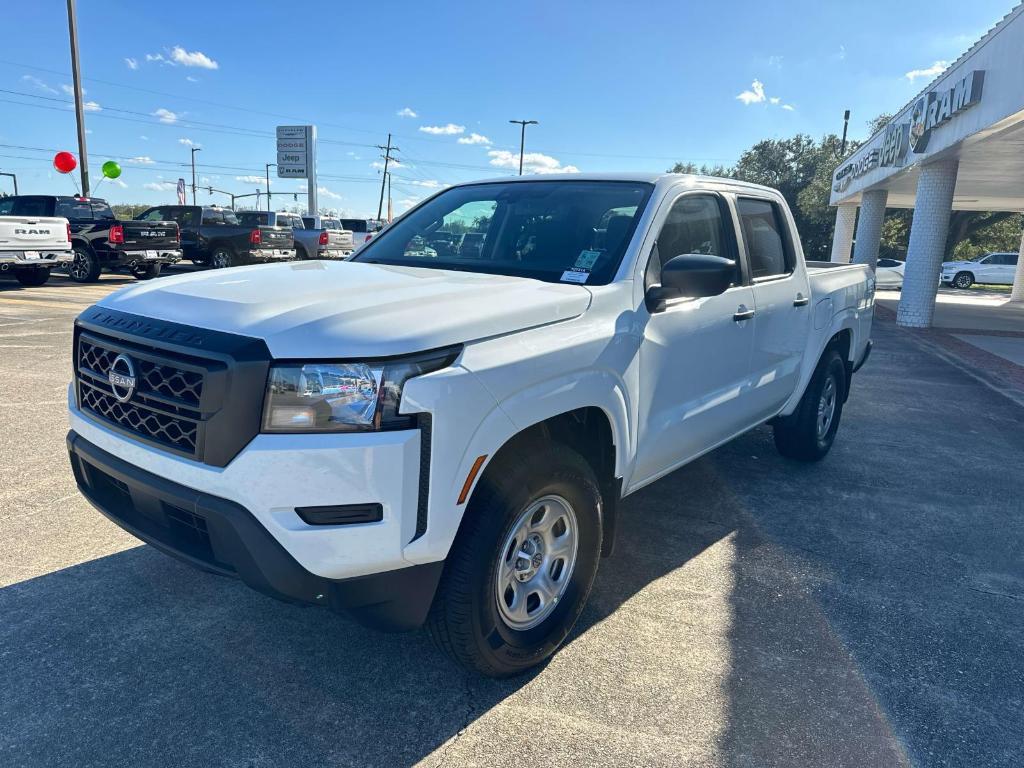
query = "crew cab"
xmin=1 ymin=196 xmax=181 ymax=282
xmin=235 ymin=211 xmax=353 ymax=261
xmin=941 ymin=252 xmax=1020 ymax=289
xmin=0 ymin=212 xmax=73 ymax=286
xmin=67 ymin=174 xmax=873 ymax=677
xmin=135 ymin=206 xmax=295 ymax=269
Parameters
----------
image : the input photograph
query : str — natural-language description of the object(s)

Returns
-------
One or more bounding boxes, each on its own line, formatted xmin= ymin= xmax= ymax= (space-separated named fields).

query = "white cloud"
xmin=153 ymin=108 xmax=178 ymax=124
xmin=60 ymin=84 xmax=76 ymax=96
xmin=178 ymin=137 xmax=198 ymax=146
xmin=736 ymin=79 xmax=766 ymax=105
xmin=905 ymin=61 xmax=948 ymax=82
xmin=170 ymin=46 xmax=219 ymax=69
xmin=837 ymin=45 xmax=847 ymax=61
xmin=83 ymin=101 xmax=102 ymax=112
xmin=371 ymin=159 xmax=402 ymax=169
xmin=781 ymin=104 xmax=795 ymax=112
xmin=143 ymin=181 xmax=177 ymax=192
xmin=127 ymin=156 xmax=155 ymax=165
xmin=457 ymin=132 xmax=492 ymax=145
xmin=145 ymin=53 xmax=166 ymax=64
xmin=139 ymin=135 xmax=149 ymax=141
xmin=406 ymin=179 xmax=442 ymax=189
xmin=317 ymin=186 xmax=342 ymax=200
xmin=396 ymin=107 xmax=418 ymax=118
xmin=111 ymin=179 xmax=128 ymax=188
xmin=419 ymin=123 xmax=465 ymax=135
xmin=769 ymin=97 xmax=780 ymax=105
xmin=21 ymin=75 xmax=57 ymax=95
xmin=125 ymin=57 xmax=138 ymax=70
xmin=487 ymin=150 xmax=579 ymax=175
xmin=235 ymin=175 xmax=267 ymax=184
xmin=767 ymin=55 xmax=783 ymax=68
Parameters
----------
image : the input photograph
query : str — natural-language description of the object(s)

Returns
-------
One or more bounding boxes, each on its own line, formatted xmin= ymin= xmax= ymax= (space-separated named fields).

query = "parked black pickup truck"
xmin=2 ymin=196 xmax=181 ymax=282
xmin=135 ymin=206 xmax=295 ymax=269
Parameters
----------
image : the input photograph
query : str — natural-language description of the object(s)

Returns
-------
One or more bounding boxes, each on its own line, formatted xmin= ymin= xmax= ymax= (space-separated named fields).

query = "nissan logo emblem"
xmin=108 ymin=353 xmax=137 ymax=402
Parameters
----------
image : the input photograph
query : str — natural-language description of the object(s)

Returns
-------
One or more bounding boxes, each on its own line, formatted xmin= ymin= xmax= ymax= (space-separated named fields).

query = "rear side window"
xmin=202 ymin=210 xmax=225 ymax=225
xmin=341 ymin=219 xmax=367 ymax=233
xmin=0 ymin=199 xmax=13 ymax=215
xmin=137 ymin=208 xmax=166 ymax=222
xmin=737 ymin=197 xmax=794 ymax=279
xmin=91 ymin=202 xmax=116 ymax=220
xmin=11 ymin=198 xmax=53 ymax=217
xmin=55 ymin=199 xmax=94 ymax=221
xmin=302 ymin=217 xmax=315 ymax=228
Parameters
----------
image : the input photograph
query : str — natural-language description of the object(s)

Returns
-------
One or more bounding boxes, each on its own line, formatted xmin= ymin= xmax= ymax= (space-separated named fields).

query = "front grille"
xmin=76 ymin=332 xmax=210 ymax=458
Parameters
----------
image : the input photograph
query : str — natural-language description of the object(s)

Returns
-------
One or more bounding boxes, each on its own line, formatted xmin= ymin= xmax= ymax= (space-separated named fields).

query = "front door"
xmin=633 ymin=192 xmax=758 ymax=487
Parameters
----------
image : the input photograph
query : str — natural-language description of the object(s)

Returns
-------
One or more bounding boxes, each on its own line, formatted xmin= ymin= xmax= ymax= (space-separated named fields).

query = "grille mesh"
xmin=80 ymin=384 xmax=198 ymax=453
xmin=79 ymin=339 xmax=203 ymax=407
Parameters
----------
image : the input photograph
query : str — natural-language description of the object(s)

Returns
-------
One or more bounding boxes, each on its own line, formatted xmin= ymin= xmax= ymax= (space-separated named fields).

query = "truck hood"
xmin=95 ymin=260 xmax=592 ymax=358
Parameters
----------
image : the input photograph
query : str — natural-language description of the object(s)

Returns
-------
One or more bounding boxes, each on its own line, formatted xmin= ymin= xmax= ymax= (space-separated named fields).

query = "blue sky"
xmin=0 ymin=0 xmax=1014 ymax=216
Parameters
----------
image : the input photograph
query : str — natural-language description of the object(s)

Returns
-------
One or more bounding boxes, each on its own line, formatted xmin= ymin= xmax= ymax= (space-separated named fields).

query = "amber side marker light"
xmin=458 ymin=455 xmax=488 ymax=505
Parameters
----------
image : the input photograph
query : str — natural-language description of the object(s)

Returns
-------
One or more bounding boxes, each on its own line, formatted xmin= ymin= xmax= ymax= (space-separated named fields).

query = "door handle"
xmin=793 ymin=294 xmax=809 ymax=307
xmin=733 ymin=306 xmax=755 ymax=322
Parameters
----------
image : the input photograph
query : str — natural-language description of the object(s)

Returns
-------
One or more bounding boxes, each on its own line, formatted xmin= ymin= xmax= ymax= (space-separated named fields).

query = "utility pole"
xmin=376 ymin=133 xmax=399 ymax=221
xmin=386 ymin=171 xmax=392 ymax=223
xmin=840 ymin=109 xmax=851 ymax=156
xmin=190 ymin=147 xmax=202 ymax=204
xmin=265 ymin=163 xmax=276 ymax=210
xmin=509 ymin=119 xmax=538 ymax=175
xmin=66 ymin=0 xmax=90 ymax=196
xmin=0 ymin=171 xmax=17 ymax=195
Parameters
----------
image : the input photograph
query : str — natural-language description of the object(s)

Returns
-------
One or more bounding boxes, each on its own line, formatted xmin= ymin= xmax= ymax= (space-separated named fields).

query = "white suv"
xmin=942 ymin=252 xmax=1019 ymax=288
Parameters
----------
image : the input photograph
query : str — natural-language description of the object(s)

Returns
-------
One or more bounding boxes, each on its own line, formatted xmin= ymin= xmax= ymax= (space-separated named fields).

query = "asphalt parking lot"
xmin=2 ymin=271 xmax=1022 ymax=767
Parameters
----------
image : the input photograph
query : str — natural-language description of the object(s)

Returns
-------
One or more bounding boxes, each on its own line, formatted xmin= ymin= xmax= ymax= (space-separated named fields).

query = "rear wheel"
xmin=953 ymin=271 xmax=974 ymax=289
xmin=131 ymin=262 xmax=162 ymax=280
xmin=14 ymin=268 xmax=50 ymax=286
xmin=69 ymin=247 xmax=101 ymax=283
xmin=773 ymin=348 xmax=847 ymax=462
xmin=210 ymin=247 xmax=234 ymax=269
xmin=427 ymin=444 xmax=603 ymax=678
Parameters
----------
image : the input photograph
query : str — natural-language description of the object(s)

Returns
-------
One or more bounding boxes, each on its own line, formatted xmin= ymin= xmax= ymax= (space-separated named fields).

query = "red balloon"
xmin=53 ymin=151 xmax=77 ymax=174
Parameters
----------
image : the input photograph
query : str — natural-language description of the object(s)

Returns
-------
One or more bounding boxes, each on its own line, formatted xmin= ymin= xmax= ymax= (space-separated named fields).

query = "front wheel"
xmin=773 ymin=348 xmax=847 ymax=462
xmin=14 ymin=268 xmax=50 ymax=286
xmin=953 ymin=271 xmax=974 ymax=289
xmin=131 ymin=262 xmax=162 ymax=280
xmin=426 ymin=444 xmax=603 ymax=678
xmin=210 ymin=247 xmax=234 ymax=269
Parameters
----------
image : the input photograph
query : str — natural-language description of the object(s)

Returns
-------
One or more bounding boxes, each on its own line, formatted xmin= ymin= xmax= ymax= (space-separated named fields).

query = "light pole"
xmin=190 ymin=147 xmax=202 ymax=204
xmin=265 ymin=163 xmax=276 ymax=210
xmin=509 ymin=119 xmax=538 ymax=175
xmin=840 ymin=109 xmax=851 ymax=156
xmin=66 ymin=0 xmax=90 ymax=196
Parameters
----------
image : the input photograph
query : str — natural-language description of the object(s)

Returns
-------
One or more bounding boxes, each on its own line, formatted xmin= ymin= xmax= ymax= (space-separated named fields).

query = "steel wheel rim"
xmin=70 ymin=251 xmax=89 ymax=280
xmin=817 ymin=374 xmax=837 ymax=440
xmin=495 ymin=494 xmax=579 ymax=631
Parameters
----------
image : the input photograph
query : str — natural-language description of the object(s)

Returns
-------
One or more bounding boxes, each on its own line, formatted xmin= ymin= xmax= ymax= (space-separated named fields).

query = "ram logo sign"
xmin=14 ymin=228 xmax=52 ymax=235
xmin=908 ymin=70 xmax=985 ymax=153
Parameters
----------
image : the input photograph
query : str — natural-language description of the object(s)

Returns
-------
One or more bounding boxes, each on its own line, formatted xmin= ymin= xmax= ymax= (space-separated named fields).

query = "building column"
xmin=851 ymin=189 xmax=888 ymax=269
xmin=830 ymin=204 xmax=857 ymax=263
xmin=1011 ymin=228 xmax=1024 ymax=302
xmin=897 ymin=158 xmax=959 ymax=328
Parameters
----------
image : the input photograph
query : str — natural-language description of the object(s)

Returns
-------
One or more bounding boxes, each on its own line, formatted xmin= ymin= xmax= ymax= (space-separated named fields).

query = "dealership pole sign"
xmin=834 ymin=70 xmax=984 ymax=194
xmin=276 ymin=125 xmax=317 ymax=215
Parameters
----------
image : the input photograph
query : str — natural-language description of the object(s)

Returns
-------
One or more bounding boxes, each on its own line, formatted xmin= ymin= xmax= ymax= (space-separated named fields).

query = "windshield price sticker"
xmin=560 ymin=269 xmax=589 ymax=284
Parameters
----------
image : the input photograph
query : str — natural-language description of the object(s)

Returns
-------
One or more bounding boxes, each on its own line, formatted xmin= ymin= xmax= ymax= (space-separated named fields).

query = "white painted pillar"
xmin=1011 ymin=229 xmax=1024 ymax=302
xmin=897 ymin=159 xmax=959 ymax=328
xmin=830 ymin=204 xmax=857 ymax=263
xmin=851 ymin=189 xmax=888 ymax=270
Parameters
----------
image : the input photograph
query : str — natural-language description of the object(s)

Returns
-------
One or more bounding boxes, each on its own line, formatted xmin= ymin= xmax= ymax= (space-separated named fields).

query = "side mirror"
xmin=645 ymin=254 xmax=736 ymax=313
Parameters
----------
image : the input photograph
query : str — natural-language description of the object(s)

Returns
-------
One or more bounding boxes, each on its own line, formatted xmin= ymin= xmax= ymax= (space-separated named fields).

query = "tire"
xmin=773 ymin=348 xmax=847 ymax=462
xmin=427 ymin=444 xmax=603 ymax=678
xmin=14 ymin=268 xmax=50 ymax=286
xmin=295 ymin=245 xmax=309 ymax=260
xmin=131 ymin=262 xmax=162 ymax=280
xmin=953 ymin=271 xmax=974 ymax=289
xmin=69 ymin=246 xmax=101 ymax=283
xmin=210 ymin=247 xmax=234 ymax=269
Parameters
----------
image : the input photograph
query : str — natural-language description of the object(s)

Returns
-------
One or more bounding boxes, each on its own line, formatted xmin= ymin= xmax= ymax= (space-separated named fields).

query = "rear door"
xmin=633 ymin=191 xmax=758 ymax=485
xmin=736 ymin=196 xmax=812 ymax=421
xmin=994 ymin=253 xmax=1018 ymax=284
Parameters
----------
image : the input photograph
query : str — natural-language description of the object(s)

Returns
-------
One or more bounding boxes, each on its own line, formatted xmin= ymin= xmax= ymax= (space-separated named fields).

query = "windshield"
xmin=353 ymin=180 xmax=653 ymax=285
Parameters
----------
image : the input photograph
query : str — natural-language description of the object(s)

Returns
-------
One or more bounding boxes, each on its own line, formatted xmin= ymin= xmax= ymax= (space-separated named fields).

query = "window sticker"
xmin=560 ymin=269 xmax=589 ymax=284
xmin=574 ymin=249 xmax=601 ymax=270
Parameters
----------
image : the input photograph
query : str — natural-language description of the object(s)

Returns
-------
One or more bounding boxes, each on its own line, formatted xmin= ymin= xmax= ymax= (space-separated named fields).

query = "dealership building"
xmin=829 ymin=3 xmax=1024 ymax=327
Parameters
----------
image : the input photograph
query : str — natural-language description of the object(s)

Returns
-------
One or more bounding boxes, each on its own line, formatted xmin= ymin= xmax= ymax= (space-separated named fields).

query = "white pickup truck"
xmin=0 ymin=215 xmax=74 ymax=285
xmin=66 ymin=173 xmax=873 ymax=677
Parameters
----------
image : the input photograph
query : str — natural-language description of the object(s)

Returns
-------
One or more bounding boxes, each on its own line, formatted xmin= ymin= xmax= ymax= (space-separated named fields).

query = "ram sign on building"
xmin=829 ymin=4 xmax=1024 ymax=326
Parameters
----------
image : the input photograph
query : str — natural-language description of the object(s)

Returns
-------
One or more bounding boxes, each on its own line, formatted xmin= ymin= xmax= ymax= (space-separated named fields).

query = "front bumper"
xmin=0 ymin=249 xmax=74 ymax=267
xmin=67 ymin=429 xmax=443 ymax=630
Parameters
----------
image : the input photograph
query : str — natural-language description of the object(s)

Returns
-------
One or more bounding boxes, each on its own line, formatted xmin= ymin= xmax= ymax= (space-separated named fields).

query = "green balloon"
xmin=101 ymin=160 xmax=122 ymax=179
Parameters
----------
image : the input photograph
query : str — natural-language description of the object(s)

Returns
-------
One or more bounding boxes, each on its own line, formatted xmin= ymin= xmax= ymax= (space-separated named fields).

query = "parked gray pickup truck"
xmin=237 ymin=211 xmax=353 ymax=260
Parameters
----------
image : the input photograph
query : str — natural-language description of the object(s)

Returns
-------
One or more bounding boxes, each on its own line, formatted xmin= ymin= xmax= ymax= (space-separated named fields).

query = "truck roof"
xmin=459 ymin=172 xmax=779 ymax=195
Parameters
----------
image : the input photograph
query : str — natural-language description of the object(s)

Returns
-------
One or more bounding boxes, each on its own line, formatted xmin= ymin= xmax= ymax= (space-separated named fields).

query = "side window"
xmin=878 ymin=258 xmax=899 ymax=268
xmin=201 ymin=210 xmax=223 ymax=226
xmin=0 ymin=199 xmax=13 ymax=215
xmin=646 ymin=194 xmax=733 ymax=289
xmin=978 ymin=255 xmax=992 ymax=264
xmin=138 ymin=208 xmax=165 ymax=222
xmin=1008 ymin=253 xmax=1020 ymax=266
xmin=737 ymin=197 xmax=794 ymax=279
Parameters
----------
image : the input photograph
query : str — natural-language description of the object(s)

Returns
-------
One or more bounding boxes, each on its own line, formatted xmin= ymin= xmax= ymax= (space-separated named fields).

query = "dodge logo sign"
xmin=108 ymin=354 xmax=137 ymax=402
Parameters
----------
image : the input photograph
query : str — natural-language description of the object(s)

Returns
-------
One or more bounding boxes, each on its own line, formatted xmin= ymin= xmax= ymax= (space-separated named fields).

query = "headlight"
xmin=261 ymin=347 xmax=460 ymax=433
